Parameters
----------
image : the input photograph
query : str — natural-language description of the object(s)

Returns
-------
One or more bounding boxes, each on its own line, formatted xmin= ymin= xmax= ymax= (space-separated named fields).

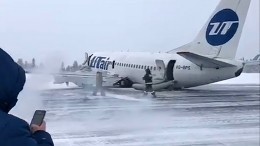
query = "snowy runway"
xmin=11 ymin=74 xmax=260 ymax=146
xmin=40 ymin=85 xmax=259 ymax=146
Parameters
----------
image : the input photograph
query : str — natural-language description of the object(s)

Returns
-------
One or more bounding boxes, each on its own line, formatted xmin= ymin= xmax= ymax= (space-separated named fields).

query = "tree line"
xmin=60 ymin=61 xmax=83 ymax=72
xmin=17 ymin=58 xmax=83 ymax=72
xmin=16 ymin=58 xmax=42 ymax=71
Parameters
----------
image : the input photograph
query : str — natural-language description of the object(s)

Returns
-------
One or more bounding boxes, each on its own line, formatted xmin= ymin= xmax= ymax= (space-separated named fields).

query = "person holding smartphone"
xmin=0 ymin=48 xmax=54 ymax=146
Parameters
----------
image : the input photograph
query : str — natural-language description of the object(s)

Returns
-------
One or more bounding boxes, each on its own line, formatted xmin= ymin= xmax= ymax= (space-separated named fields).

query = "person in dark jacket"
xmin=0 ymin=48 xmax=54 ymax=146
xmin=143 ymin=68 xmax=155 ymax=96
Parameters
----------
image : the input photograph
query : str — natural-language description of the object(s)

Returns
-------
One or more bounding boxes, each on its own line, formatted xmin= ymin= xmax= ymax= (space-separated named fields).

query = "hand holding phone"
xmin=30 ymin=110 xmax=46 ymax=133
xmin=30 ymin=110 xmax=46 ymax=126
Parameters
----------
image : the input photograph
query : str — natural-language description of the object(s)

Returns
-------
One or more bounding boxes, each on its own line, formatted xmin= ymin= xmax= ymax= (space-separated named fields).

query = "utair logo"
xmin=89 ymin=56 xmax=112 ymax=70
xmin=206 ymin=9 xmax=239 ymax=46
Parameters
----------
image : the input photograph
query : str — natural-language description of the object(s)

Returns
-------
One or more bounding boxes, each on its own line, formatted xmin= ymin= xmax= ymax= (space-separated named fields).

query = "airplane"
xmin=242 ymin=54 xmax=260 ymax=73
xmin=54 ymin=0 xmax=252 ymax=91
xmin=252 ymin=54 xmax=260 ymax=61
xmin=244 ymin=54 xmax=260 ymax=66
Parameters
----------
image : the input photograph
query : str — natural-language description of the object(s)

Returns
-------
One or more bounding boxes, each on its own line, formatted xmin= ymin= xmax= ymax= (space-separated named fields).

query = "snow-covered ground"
xmin=10 ymin=73 xmax=260 ymax=146
xmin=215 ymin=73 xmax=259 ymax=84
xmin=46 ymin=84 xmax=259 ymax=146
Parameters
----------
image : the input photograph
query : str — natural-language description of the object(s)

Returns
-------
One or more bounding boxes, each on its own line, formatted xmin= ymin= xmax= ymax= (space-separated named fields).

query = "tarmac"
xmin=38 ymin=84 xmax=260 ymax=146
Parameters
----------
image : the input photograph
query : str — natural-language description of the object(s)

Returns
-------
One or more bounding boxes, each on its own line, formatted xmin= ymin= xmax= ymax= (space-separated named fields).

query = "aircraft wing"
xmin=177 ymin=52 xmax=236 ymax=68
xmin=53 ymin=71 xmax=122 ymax=87
xmin=244 ymin=60 xmax=260 ymax=66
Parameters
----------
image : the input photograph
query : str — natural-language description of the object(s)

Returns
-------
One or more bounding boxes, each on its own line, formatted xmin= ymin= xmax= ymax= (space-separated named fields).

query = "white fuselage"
xmin=54 ymin=0 xmax=250 ymax=90
xmin=89 ymin=52 xmax=243 ymax=89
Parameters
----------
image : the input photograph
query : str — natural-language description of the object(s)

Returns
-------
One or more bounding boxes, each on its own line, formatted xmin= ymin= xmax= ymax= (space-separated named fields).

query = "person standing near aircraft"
xmin=143 ymin=68 xmax=156 ymax=96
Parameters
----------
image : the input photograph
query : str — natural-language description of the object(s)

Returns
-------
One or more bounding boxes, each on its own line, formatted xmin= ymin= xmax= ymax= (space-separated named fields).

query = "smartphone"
xmin=30 ymin=110 xmax=46 ymax=126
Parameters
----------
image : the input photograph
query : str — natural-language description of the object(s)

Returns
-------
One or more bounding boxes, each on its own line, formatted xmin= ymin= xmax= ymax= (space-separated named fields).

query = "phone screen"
xmin=30 ymin=110 xmax=46 ymax=126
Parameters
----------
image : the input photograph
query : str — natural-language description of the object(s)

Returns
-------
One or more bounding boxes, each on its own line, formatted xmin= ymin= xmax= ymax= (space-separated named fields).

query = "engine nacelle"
xmin=132 ymin=80 xmax=175 ymax=91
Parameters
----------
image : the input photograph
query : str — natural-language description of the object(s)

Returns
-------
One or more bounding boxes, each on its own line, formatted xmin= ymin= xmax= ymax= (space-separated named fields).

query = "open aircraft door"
xmin=155 ymin=59 xmax=166 ymax=81
xmin=155 ymin=59 xmax=176 ymax=81
xmin=166 ymin=60 xmax=176 ymax=81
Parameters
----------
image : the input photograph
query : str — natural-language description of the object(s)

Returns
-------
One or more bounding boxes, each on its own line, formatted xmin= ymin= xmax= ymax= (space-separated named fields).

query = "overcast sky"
xmin=0 ymin=0 xmax=259 ymax=65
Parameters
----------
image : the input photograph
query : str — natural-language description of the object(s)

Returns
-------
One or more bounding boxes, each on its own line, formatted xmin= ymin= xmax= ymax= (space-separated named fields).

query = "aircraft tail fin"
xmin=179 ymin=0 xmax=251 ymax=59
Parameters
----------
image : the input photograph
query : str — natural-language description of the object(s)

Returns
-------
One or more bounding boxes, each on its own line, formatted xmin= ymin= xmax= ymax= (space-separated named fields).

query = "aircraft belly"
xmin=174 ymin=66 xmax=239 ymax=88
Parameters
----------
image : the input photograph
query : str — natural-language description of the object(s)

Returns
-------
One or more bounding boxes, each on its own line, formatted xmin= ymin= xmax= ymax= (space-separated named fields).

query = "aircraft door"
xmin=155 ymin=59 xmax=166 ymax=81
xmin=166 ymin=60 xmax=176 ymax=80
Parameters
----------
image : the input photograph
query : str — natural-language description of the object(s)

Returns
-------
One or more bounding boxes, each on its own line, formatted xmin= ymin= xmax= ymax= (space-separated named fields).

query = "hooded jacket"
xmin=0 ymin=48 xmax=54 ymax=146
xmin=143 ymin=69 xmax=153 ymax=84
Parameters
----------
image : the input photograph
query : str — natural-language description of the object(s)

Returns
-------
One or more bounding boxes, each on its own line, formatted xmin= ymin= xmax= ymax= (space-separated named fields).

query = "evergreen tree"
xmin=24 ymin=61 xmax=28 ymax=68
xmin=72 ymin=61 xmax=79 ymax=71
xmin=66 ymin=66 xmax=71 ymax=72
xmin=61 ymin=62 xmax=65 ymax=71
xmin=32 ymin=58 xmax=36 ymax=68
xmin=17 ymin=59 xmax=24 ymax=68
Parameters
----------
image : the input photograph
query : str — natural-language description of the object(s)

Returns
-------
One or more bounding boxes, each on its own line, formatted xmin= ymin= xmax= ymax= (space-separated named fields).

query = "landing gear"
xmin=143 ymin=91 xmax=156 ymax=97
xmin=113 ymin=77 xmax=133 ymax=88
xmin=151 ymin=91 xmax=156 ymax=97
